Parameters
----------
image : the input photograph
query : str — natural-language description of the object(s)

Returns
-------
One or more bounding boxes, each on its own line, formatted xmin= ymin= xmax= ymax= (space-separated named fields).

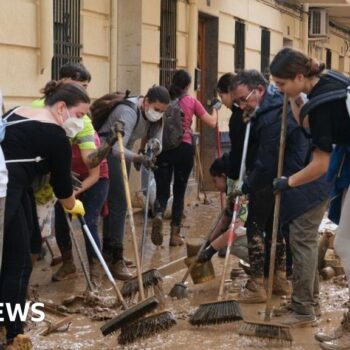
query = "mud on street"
xmin=27 ymin=194 xmax=346 ymax=350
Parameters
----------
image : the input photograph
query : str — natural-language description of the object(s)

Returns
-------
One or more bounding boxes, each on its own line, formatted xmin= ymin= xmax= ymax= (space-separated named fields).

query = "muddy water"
xmin=28 ymin=193 xmax=348 ymax=349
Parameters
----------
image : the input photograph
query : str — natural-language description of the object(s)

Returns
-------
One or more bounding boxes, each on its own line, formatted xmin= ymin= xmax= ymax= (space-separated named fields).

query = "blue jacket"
xmin=244 ymin=85 xmax=331 ymax=225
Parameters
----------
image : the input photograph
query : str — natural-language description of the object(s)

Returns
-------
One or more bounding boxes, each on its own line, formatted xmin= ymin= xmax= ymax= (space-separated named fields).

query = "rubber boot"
xmin=316 ymin=311 xmax=350 ymax=344
xmin=151 ymin=212 xmax=163 ymax=246
xmin=169 ymin=224 xmax=184 ymax=247
xmin=52 ymin=250 xmax=76 ymax=281
xmin=272 ymin=270 xmax=291 ymax=296
xmin=109 ymin=247 xmax=132 ymax=281
xmin=235 ymin=277 xmax=267 ymax=303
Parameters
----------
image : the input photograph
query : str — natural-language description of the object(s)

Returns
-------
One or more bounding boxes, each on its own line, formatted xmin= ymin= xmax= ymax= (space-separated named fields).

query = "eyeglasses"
xmin=233 ymin=89 xmax=256 ymax=108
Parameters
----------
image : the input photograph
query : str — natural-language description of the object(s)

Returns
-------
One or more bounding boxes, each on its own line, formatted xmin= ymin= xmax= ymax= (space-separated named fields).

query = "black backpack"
xmin=299 ymin=70 xmax=350 ymax=125
xmin=161 ymin=97 xmax=185 ymax=152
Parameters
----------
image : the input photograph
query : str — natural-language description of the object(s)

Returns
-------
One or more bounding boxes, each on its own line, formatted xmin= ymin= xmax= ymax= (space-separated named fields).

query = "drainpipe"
xmin=38 ymin=0 xmax=53 ymax=74
xmin=110 ymin=0 xmax=118 ymax=92
xmin=187 ymin=0 xmax=198 ymax=95
xmin=302 ymin=3 xmax=309 ymax=54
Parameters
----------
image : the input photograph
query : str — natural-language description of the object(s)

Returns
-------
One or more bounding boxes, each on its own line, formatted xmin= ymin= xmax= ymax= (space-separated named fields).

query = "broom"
xmin=116 ymin=131 xmax=176 ymax=342
xmin=189 ymin=121 xmax=253 ymax=326
xmin=76 ymin=215 xmax=159 ymax=336
xmin=238 ymin=94 xmax=293 ymax=345
xmin=121 ymin=138 xmax=163 ymax=302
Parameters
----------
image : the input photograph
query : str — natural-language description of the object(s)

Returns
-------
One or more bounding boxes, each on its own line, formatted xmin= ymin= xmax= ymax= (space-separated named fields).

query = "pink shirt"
xmin=179 ymin=95 xmax=207 ymax=144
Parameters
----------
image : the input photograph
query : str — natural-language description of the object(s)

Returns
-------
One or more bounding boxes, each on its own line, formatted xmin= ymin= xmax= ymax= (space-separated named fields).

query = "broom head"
xmin=168 ymin=282 xmax=188 ymax=299
xmin=238 ymin=321 xmax=293 ymax=345
xmin=189 ymin=300 xmax=243 ymax=326
xmin=121 ymin=269 xmax=163 ymax=299
xmin=100 ymin=296 xmax=159 ymax=336
xmin=118 ymin=310 xmax=176 ymax=344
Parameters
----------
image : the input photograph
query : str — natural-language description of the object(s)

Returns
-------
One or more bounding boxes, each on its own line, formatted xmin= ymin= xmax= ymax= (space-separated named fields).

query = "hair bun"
xmin=41 ymin=80 xmax=63 ymax=97
xmin=307 ymin=58 xmax=325 ymax=77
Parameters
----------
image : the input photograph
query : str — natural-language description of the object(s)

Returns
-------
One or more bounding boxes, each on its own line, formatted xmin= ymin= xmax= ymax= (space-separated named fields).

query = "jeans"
xmin=154 ymin=142 xmax=194 ymax=225
xmin=289 ymin=200 xmax=328 ymax=315
xmin=103 ymin=154 xmax=130 ymax=249
xmin=55 ymin=178 xmax=109 ymax=258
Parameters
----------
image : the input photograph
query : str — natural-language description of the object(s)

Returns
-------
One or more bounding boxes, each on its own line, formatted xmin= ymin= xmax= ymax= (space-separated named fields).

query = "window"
xmin=261 ymin=28 xmax=270 ymax=79
xmin=159 ymin=0 xmax=177 ymax=88
xmin=326 ymin=48 xmax=332 ymax=69
xmin=52 ymin=0 xmax=81 ymax=80
xmin=234 ymin=20 xmax=245 ymax=72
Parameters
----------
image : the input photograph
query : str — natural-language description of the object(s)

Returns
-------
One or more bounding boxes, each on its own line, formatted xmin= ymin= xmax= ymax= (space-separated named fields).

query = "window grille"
xmin=52 ymin=0 xmax=81 ymax=80
xmin=159 ymin=0 xmax=177 ymax=88
xmin=235 ymin=20 xmax=245 ymax=72
xmin=261 ymin=28 xmax=270 ymax=80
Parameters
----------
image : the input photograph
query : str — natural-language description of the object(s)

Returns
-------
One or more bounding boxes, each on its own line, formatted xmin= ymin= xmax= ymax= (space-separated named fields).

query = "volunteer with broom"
xmin=151 ymin=69 xmax=220 ymax=247
xmin=0 ymin=81 xmax=89 ymax=347
xmin=91 ymin=85 xmax=169 ymax=280
xmin=270 ymin=48 xmax=350 ymax=346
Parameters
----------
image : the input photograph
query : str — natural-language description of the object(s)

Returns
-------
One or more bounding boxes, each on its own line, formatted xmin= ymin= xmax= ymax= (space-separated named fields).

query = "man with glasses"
xmin=229 ymin=71 xmax=329 ymax=313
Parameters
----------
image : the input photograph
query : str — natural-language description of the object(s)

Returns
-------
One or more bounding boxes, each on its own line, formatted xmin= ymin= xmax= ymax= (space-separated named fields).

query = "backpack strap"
xmin=299 ymin=70 xmax=350 ymax=123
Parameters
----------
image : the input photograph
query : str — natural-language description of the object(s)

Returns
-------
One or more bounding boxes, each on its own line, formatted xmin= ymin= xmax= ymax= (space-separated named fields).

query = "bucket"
xmin=185 ymin=238 xmax=215 ymax=284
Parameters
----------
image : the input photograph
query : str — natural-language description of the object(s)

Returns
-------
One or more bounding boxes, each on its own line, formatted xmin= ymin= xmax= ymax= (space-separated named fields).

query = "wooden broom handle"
xmin=117 ymin=132 xmax=145 ymax=301
xmin=264 ymin=94 xmax=289 ymax=321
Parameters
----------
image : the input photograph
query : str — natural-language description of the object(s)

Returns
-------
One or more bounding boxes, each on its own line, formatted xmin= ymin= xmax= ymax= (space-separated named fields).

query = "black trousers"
xmin=154 ymin=142 xmax=194 ymax=225
xmin=246 ymin=187 xmax=286 ymax=278
xmin=0 ymin=188 xmax=35 ymax=341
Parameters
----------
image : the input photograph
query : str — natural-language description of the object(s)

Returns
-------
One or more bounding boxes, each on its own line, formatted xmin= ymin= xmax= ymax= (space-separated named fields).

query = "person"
xmin=151 ymin=69 xmax=219 ymax=247
xmin=270 ymin=48 xmax=350 ymax=344
xmin=0 ymin=81 xmax=89 ymax=346
xmin=41 ymin=63 xmax=111 ymax=283
xmin=197 ymin=154 xmax=249 ymax=264
xmin=91 ymin=85 xmax=169 ymax=280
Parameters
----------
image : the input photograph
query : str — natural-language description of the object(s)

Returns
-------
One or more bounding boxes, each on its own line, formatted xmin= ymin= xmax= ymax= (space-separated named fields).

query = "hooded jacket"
xmin=244 ymin=84 xmax=330 ymax=225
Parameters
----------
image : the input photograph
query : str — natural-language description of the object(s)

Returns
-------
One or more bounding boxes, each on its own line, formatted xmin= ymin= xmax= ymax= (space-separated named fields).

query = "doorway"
xmin=197 ymin=13 xmax=218 ymax=190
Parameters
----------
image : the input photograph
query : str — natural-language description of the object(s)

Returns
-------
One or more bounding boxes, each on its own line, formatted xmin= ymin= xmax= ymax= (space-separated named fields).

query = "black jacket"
xmin=244 ymin=85 xmax=330 ymax=224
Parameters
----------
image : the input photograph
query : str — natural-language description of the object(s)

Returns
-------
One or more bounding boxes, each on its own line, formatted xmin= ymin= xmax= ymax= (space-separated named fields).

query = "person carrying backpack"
xmin=91 ymin=85 xmax=169 ymax=280
xmin=151 ymin=69 xmax=220 ymax=247
xmin=270 ymin=48 xmax=350 ymax=345
xmin=0 ymin=81 xmax=89 ymax=347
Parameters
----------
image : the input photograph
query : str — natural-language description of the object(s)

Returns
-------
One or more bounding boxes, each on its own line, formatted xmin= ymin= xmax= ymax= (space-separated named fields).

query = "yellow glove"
xmin=64 ymin=199 xmax=85 ymax=218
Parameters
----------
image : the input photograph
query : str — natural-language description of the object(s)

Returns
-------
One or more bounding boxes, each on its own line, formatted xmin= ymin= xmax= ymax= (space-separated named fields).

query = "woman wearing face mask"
xmin=151 ymin=69 xmax=219 ymax=247
xmin=91 ymin=85 xmax=170 ymax=280
xmin=270 ymin=48 xmax=350 ymax=348
xmin=0 ymin=80 xmax=89 ymax=347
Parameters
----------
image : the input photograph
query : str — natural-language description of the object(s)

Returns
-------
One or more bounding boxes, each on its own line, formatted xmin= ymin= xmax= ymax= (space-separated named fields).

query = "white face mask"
xmin=62 ymin=108 xmax=84 ymax=138
xmin=145 ymin=108 xmax=163 ymax=122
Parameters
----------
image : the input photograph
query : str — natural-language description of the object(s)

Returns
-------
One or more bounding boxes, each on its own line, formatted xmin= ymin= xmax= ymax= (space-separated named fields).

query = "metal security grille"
xmin=261 ymin=28 xmax=271 ymax=79
xmin=159 ymin=0 xmax=177 ymax=88
xmin=235 ymin=20 xmax=245 ymax=72
xmin=52 ymin=0 xmax=81 ymax=80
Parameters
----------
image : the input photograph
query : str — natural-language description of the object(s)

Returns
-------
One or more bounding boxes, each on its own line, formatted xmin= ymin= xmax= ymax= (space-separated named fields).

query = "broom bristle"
xmin=118 ymin=311 xmax=176 ymax=344
xmin=238 ymin=321 xmax=293 ymax=345
xmin=189 ymin=300 xmax=243 ymax=326
xmin=121 ymin=269 xmax=163 ymax=299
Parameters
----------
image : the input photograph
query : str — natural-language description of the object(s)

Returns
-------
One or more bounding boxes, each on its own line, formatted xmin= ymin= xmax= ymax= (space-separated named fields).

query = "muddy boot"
xmin=89 ymin=257 xmax=103 ymax=288
xmin=316 ymin=312 xmax=350 ymax=343
xmin=151 ymin=212 xmax=163 ymax=246
xmin=52 ymin=250 xmax=76 ymax=281
xmin=6 ymin=334 xmax=32 ymax=350
xmin=272 ymin=270 xmax=291 ymax=296
xmin=235 ymin=277 xmax=267 ymax=303
xmin=109 ymin=247 xmax=132 ymax=281
xmin=277 ymin=310 xmax=316 ymax=328
xmin=169 ymin=224 xmax=184 ymax=247
xmin=320 ymin=330 xmax=350 ymax=350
